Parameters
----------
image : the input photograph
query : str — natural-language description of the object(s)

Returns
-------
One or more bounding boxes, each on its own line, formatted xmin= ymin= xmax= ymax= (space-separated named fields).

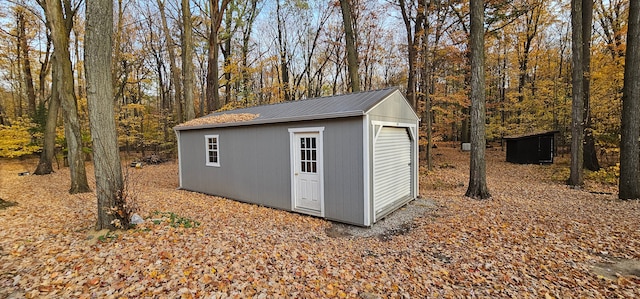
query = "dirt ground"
xmin=1 ymin=146 xmax=639 ymax=298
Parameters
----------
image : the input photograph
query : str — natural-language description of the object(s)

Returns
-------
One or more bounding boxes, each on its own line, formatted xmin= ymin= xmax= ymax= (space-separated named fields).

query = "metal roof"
xmin=503 ymin=130 xmax=559 ymax=140
xmin=175 ymin=87 xmax=400 ymax=130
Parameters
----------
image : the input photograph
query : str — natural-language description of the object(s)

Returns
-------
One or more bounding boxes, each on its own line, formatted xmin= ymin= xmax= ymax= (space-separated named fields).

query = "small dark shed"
xmin=504 ymin=131 xmax=558 ymax=164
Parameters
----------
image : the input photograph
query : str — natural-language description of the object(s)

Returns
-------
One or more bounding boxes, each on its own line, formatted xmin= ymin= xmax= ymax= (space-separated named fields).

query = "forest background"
xmin=0 ymin=0 xmax=629 ymax=173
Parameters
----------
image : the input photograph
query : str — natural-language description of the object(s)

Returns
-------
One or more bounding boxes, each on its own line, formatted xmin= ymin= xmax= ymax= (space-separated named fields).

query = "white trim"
xmin=370 ymin=121 xmax=418 ymax=223
xmin=363 ymin=116 xmax=371 ymax=226
xmin=371 ymin=121 xmax=417 ymax=134
xmin=288 ymin=127 xmax=325 ymax=217
xmin=175 ymin=130 xmax=183 ymax=188
xmin=415 ymin=120 xmax=419 ymax=198
xmin=204 ymin=134 xmax=221 ymax=167
xmin=288 ymin=127 xmax=326 ymax=134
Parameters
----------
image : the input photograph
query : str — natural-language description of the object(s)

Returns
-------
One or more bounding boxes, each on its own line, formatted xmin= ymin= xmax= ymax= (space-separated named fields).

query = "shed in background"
xmin=504 ymin=131 xmax=558 ymax=164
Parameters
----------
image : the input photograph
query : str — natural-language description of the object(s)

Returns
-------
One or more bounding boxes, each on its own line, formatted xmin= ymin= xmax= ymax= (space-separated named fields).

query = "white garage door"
xmin=373 ymin=126 xmax=412 ymax=220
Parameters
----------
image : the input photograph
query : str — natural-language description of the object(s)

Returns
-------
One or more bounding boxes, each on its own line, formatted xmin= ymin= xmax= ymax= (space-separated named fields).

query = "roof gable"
xmin=175 ymin=88 xmax=401 ymax=130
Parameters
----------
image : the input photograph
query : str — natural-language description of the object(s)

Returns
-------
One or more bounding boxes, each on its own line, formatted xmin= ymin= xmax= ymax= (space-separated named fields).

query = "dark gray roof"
xmin=175 ymin=88 xmax=399 ymax=130
xmin=503 ymin=130 xmax=559 ymax=140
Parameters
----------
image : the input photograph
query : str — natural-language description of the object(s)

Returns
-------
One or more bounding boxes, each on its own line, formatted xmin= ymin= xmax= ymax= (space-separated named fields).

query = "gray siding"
xmin=321 ymin=118 xmax=364 ymax=225
xmin=178 ymin=117 xmax=365 ymax=225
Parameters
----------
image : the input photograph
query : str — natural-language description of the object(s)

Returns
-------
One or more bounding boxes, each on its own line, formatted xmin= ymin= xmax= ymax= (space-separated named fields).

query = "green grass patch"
xmin=150 ymin=211 xmax=201 ymax=228
xmin=97 ymin=231 xmax=118 ymax=243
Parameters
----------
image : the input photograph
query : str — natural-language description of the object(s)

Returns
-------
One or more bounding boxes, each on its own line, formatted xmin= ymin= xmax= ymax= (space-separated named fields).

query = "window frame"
xmin=205 ymin=134 xmax=220 ymax=167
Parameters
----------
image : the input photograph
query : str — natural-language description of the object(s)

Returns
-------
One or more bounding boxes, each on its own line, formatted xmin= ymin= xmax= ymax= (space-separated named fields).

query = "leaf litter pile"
xmin=1 ymin=147 xmax=639 ymax=298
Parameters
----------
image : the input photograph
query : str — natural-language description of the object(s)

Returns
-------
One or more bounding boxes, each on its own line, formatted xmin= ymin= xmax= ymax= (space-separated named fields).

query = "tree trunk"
xmin=34 ymin=55 xmax=61 ymax=176
xmin=157 ymin=0 xmax=184 ymax=124
xmin=619 ymin=0 xmax=640 ymax=199
xmin=420 ymin=6 xmax=432 ymax=171
xmin=222 ymin=6 xmax=233 ymax=105
xmin=465 ymin=0 xmax=491 ymax=200
xmin=38 ymin=36 xmax=52 ymax=105
xmin=17 ymin=8 xmax=37 ymax=117
xmin=112 ymin=0 xmax=124 ymax=99
xmin=582 ymin=0 xmax=600 ymax=171
xmin=398 ymin=0 xmax=423 ymax=110
xmin=339 ymin=0 xmax=359 ymax=92
xmin=205 ymin=0 xmax=231 ymax=112
xmin=43 ymin=0 xmax=90 ymax=194
xmin=240 ymin=0 xmax=258 ymax=103
xmin=569 ymin=0 xmax=585 ymax=187
xmin=276 ymin=1 xmax=291 ymax=102
xmin=182 ymin=0 xmax=196 ymax=121
xmin=86 ymin=0 xmax=128 ymax=230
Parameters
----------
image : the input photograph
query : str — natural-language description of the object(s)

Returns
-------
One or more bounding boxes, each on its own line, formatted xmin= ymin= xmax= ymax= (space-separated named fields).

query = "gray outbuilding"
xmin=174 ymin=88 xmax=419 ymax=226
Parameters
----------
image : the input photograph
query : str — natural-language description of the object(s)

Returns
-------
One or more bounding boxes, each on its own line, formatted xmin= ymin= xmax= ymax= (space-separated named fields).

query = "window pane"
xmin=311 ymin=138 xmax=316 ymax=148
xmin=301 ymin=149 xmax=305 ymax=160
xmin=312 ymin=162 xmax=317 ymax=173
xmin=312 ymin=150 xmax=316 ymax=160
xmin=307 ymin=161 xmax=311 ymax=172
xmin=306 ymin=150 xmax=311 ymax=161
xmin=301 ymin=138 xmax=305 ymax=148
xmin=301 ymin=161 xmax=306 ymax=172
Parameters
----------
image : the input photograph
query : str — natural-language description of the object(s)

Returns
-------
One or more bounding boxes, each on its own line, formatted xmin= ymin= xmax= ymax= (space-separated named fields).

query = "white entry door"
xmin=291 ymin=131 xmax=323 ymax=215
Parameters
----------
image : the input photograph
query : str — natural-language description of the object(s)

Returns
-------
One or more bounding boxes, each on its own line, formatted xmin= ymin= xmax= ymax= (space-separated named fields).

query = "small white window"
xmin=205 ymin=135 xmax=220 ymax=167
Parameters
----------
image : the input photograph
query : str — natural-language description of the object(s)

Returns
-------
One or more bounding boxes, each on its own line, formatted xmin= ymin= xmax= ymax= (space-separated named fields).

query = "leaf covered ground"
xmin=1 ymin=147 xmax=639 ymax=298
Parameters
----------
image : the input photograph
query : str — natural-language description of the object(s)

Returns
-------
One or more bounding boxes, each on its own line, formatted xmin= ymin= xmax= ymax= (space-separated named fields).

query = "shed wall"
xmin=366 ymin=92 xmax=420 ymax=221
xmin=178 ymin=117 xmax=365 ymax=224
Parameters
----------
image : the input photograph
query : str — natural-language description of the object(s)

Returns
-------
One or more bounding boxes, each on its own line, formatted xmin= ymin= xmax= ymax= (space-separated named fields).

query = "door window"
xmin=300 ymin=137 xmax=317 ymax=173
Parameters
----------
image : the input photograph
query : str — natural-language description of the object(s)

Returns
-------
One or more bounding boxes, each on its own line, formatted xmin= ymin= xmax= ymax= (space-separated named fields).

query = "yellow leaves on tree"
xmin=0 ymin=118 xmax=39 ymax=158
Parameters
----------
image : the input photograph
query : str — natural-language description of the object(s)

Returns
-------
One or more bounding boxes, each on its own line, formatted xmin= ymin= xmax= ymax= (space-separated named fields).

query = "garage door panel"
xmin=374 ymin=127 xmax=412 ymax=220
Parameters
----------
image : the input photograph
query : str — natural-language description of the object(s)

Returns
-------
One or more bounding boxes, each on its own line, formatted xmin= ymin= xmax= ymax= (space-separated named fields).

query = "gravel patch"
xmin=325 ymin=197 xmax=437 ymax=240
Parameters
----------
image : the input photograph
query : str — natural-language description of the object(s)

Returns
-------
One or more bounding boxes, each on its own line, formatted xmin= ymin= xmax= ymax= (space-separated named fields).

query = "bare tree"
xmin=582 ymin=0 xmax=600 ymax=171
xmin=85 ymin=0 xmax=129 ymax=229
xmin=397 ymin=0 xmax=425 ymax=110
xmin=206 ymin=0 xmax=232 ymax=112
xmin=619 ymin=0 xmax=640 ymax=199
xmin=16 ymin=7 xmax=37 ymax=116
xmin=157 ymin=0 xmax=183 ymax=123
xmin=182 ymin=0 xmax=196 ymax=120
xmin=339 ymin=0 xmax=359 ymax=92
xmin=34 ymin=54 xmax=61 ymax=175
xmin=465 ymin=0 xmax=491 ymax=199
xmin=39 ymin=0 xmax=90 ymax=194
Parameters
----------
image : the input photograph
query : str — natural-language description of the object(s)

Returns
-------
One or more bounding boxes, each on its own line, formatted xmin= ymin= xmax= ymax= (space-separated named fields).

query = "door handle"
xmin=295 ymin=173 xmax=299 ymax=176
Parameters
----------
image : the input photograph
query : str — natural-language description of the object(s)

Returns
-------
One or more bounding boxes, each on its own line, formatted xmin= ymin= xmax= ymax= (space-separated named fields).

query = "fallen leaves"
xmin=1 ymin=149 xmax=640 ymax=297
xmin=175 ymin=113 xmax=259 ymax=128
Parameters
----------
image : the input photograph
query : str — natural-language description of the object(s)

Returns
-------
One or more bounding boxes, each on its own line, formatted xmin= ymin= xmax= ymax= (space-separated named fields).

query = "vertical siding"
xmin=177 ymin=117 xmax=365 ymax=225
xmin=321 ymin=118 xmax=364 ymax=225
xmin=179 ymin=125 xmax=291 ymax=209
